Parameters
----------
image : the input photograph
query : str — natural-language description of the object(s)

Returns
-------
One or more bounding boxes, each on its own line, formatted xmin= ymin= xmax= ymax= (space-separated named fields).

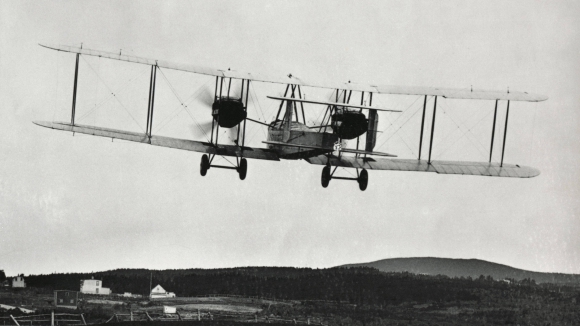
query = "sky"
xmin=1 ymin=0 xmax=579 ymax=277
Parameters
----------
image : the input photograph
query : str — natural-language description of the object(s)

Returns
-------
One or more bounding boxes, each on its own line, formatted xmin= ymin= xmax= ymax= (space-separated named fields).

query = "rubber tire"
xmin=321 ymin=165 xmax=331 ymax=188
xmin=238 ymin=158 xmax=247 ymax=180
xmin=200 ymin=154 xmax=210 ymax=177
xmin=358 ymin=169 xmax=368 ymax=191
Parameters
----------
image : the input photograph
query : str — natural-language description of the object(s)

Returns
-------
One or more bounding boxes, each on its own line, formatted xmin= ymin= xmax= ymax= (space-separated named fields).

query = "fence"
xmin=0 ymin=312 xmax=86 ymax=326
xmin=152 ymin=294 xmax=297 ymax=304
xmin=106 ymin=311 xmax=327 ymax=326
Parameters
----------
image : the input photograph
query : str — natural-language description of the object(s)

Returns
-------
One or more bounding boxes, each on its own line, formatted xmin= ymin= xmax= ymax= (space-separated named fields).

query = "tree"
xmin=0 ymin=270 xmax=6 ymax=283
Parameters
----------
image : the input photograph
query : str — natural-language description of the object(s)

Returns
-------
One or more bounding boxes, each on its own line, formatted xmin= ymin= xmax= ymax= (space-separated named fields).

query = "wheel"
xmin=358 ymin=169 xmax=368 ymax=191
xmin=321 ymin=165 xmax=331 ymax=188
xmin=237 ymin=158 xmax=247 ymax=180
xmin=200 ymin=154 xmax=210 ymax=176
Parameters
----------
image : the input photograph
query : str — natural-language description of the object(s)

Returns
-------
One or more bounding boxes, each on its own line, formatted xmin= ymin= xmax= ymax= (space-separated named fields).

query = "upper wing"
xmin=305 ymin=155 xmax=540 ymax=178
xmin=40 ymin=44 xmax=548 ymax=102
xmin=33 ymin=121 xmax=280 ymax=161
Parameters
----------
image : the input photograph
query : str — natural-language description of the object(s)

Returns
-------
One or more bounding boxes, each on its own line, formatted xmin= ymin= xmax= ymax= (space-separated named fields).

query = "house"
xmin=150 ymin=285 xmax=175 ymax=299
xmin=80 ymin=276 xmax=111 ymax=295
xmin=12 ymin=274 xmax=26 ymax=288
xmin=54 ymin=290 xmax=79 ymax=308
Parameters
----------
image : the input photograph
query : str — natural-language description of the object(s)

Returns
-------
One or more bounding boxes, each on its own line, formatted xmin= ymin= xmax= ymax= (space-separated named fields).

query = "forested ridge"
xmin=21 ymin=267 xmax=576 ymax=305
xmin=7 ymin=267 xmax=580 ymax=325
xmin=342 ymin=257 xmax=580 ymax=284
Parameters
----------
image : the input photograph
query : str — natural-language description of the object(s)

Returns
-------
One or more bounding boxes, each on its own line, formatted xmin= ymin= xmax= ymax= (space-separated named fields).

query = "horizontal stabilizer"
xmin=305 ymin=155 xmax=540 ymax=178
xmin=267 ymin=96 xmax=401 ymax=112
xmin=340 ymin=148 xmax=397 ymax=157
xmin=33 ymin=121 xmax=279 ymax=161
xmin=262 ymin=140 xmax=333 ymax=151
xmin=263 ymin=141 xmax=396 ymax=157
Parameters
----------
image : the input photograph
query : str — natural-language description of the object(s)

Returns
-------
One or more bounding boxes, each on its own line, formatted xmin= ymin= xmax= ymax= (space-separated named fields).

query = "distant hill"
xmin=339 ymin=257 xmax=580 ymax=284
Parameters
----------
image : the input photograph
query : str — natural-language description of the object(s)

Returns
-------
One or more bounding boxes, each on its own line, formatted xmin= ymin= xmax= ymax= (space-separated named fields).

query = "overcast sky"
xmin=1 ymin=0 xmax=579 ymax=277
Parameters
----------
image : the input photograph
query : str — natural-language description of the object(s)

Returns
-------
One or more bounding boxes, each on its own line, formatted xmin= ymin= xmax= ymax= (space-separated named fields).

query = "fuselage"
xmin=266 ymin=121 xmax=338 ymax=159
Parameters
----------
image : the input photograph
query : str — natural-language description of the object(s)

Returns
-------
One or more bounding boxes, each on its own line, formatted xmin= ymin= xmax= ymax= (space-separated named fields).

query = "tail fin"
xmin=365 ymin=109 xmax=379 ymax=152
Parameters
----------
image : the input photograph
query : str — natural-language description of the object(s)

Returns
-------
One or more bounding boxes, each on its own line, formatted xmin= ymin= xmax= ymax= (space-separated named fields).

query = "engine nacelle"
xmin=331 ymin=108 xmax=368 ymax=139
xmin=212 ymin=98 xmax=247 ymax=128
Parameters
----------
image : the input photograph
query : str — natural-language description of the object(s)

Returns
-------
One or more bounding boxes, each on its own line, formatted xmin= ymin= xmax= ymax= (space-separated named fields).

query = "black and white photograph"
xmin=1 ymin=1 xmax=579 ymax=325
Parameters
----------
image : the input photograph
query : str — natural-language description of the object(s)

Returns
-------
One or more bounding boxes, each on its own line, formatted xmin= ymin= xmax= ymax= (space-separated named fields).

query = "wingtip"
xmin=517 ymin=164 xmax=541 ymax=178
xmin=33 ymin=121 xmax=53 ymax=128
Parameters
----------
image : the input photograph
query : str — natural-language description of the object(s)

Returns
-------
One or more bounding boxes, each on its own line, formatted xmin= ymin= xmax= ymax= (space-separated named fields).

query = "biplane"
xmin=34 ymin=44 xmax=547 ymax=191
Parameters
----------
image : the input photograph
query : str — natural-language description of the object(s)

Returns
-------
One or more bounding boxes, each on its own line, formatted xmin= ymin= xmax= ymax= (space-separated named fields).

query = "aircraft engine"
xmin=331 ymin=108 xmax=368 ymax=139
xmin=211 ymin=97 xmax=247 ymax=128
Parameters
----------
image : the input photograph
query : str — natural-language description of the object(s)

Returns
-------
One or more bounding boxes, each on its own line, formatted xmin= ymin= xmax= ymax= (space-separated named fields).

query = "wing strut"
xmin=274 ymin=84 xmax=291 ymax=122
xmin=489 ymin=99 xmax=498 ymax=162
xmin=418 ymin=95 xmax=428 ymax=160
xmin=241 ymin=79 xmax=250 ymax=149
xmin=500 ymin=100 xmax=510 ymax=167
xmin=71 ymin=53 xmax=80 ymax=126
xmin=428 ymin=95 xmax=438 ymax=164
xmin=145 ymin=64 xmax=158 ymax=141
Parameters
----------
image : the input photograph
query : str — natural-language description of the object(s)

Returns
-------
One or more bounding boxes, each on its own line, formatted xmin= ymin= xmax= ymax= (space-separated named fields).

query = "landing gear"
xmin=199 ymin=77 xmax=251 ymax=181
xmin=237 ymin=158 xmax=247 ymax=180
xmin=321 ymin=164 xmax=331 ymax=188
xmin=200 ymin=154 xmax=210 ymax=176
xmin=357 ymin=169 xmax=368 ymax=191
xmin=200 ymin=154 xmax=248 ymax=180
xmin=320 ymin=165 xmax=368 ymax=191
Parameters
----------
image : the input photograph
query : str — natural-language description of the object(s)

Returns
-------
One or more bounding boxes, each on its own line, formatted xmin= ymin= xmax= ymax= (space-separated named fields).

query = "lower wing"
xmin=305 ymin=155 xmax=539 ymax=178
xmin=33 ymin=121 xmax=280 ymax=161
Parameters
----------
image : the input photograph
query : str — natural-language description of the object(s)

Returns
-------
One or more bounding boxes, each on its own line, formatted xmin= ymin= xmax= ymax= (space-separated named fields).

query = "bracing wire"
xmin=435 ymin=106 xmax=493 ymax=160
xmin=249 ymin=85 xmax=268 ymax=123
xmin=436 ymin=99 xmax=492 ymax=156
xmin=52 ymin=54 xmax=59 ymax=122
xmin=246 ymin=87 xmax=268 ymax=141
xmin=375 ymin=95 xmax=424 ymax=153
xmin=529 ymin=102 xmax=538 ymax=163
xmin=156 ymin=68 xmax=211 ymax=143
xmin=78 ymin=56 xmax=146 ymax=132
xmin=155 ymin=78 xmax=213 ymax=132
xmin=78 ymin=56 xmax=146 ymax=120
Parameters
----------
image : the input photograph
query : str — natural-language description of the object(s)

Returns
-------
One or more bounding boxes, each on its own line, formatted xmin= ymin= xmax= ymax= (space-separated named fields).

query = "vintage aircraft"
xmin=34 ymin=44 xmax=547 ymax=191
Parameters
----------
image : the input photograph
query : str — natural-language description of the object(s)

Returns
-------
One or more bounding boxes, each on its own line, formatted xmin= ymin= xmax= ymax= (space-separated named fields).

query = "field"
xmin=145 ymin=296 xmax=269 ymax=314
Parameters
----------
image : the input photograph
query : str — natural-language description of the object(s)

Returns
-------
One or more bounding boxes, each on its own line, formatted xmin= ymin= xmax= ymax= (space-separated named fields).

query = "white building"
xmin=12 ymin=275 xmax=26 ymax=288
xmin=163 ymin=306 xmax=177 ymax=314
xmin=150 ymin=285 xmax=175 ymax=299
xmin=122 ymin=292 xmax=142 ymax=298
xmin=0 ymin=304 xmax=35 ymax=314
xmin=80 ymin=277 xmax=111 ymax=295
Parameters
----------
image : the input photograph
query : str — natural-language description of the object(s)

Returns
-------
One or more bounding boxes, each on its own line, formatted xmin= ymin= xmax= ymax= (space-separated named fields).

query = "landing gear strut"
xmin=200 ymin=154 xmax=248 ymax=180
xmin=320 ymin=165 xmax=369 ymax=191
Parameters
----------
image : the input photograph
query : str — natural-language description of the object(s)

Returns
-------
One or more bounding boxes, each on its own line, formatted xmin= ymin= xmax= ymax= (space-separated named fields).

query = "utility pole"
xmin=149 ymin=272 xmax=152 ymax=298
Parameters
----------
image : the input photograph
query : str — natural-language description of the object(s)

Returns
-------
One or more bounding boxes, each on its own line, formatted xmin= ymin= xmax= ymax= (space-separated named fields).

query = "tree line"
xmin=22 ymin=267 xmax=558 ymax=306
